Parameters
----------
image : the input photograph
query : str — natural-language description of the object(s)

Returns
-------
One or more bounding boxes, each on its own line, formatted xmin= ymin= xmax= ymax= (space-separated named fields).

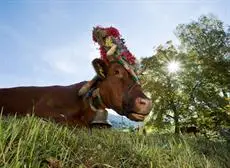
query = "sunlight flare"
xmin=167 ymin=61 xmax=180 ymax=73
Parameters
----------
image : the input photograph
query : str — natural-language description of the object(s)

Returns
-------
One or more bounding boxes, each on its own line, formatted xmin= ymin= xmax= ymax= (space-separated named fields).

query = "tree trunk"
xmin=174 ymin=111 xmax=180 ymax=134
xmin=171 ymin=101 xmax=180 ymax=134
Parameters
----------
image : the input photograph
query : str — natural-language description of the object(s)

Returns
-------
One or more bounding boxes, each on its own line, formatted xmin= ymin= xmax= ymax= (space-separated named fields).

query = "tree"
xmin=141 ymin=14 xmax=230 ymax=134
xmin=141 ymin=41 xmax=188 ymax=134
xmin=176 ymin=14 xmax=230 ymax=129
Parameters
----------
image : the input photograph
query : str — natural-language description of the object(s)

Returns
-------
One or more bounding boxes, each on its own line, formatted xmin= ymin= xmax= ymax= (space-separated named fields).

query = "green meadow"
xmin=0 ymin=116 xmax=229 ymax=168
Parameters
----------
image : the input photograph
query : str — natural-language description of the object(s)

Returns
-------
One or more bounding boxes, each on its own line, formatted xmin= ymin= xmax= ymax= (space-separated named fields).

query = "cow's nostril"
xmin=134 ymin=97 xmax=152 ymax=115
xmin=136 ymin=98 xmax=150 ymax=107
xmin=139 ymin=99 xmax=147 ymax=105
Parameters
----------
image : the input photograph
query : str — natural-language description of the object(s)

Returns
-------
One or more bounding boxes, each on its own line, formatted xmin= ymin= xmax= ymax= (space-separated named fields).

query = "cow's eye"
xmin=114 ymin=70 xmax=120 ymax=75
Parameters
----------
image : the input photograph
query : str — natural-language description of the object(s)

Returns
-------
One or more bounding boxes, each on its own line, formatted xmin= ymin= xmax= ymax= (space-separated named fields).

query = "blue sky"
xmin=0 ymin=0 xmax=229 ymax=87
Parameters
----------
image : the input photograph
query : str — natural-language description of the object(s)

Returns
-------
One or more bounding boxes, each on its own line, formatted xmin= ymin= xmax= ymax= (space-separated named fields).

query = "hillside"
xmin=108 ymin=113 xmax=142 ymax=128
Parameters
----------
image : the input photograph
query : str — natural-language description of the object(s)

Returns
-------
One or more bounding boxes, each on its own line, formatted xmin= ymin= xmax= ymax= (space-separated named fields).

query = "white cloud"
xmin=40 ymin=39 xmax=100 ymax=82
xmin=88 ymin=43 xmax=100 ymax=60
xmin=42 ymin=45 xmax=83 ymax=75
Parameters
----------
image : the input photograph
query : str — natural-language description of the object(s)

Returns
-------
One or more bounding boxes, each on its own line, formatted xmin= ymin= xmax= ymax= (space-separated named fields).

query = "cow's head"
xmin=92 ymin=58 xmax=152 ymax=121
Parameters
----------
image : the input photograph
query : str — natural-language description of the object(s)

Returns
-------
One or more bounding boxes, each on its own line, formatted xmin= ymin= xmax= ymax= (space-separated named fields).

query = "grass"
xmin=0 ymin=115 xmax=229 ymax=168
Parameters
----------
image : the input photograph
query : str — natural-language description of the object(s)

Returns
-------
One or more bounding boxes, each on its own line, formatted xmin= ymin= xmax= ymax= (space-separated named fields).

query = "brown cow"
xmin=0 ymin=59 xmax=152 ymax=127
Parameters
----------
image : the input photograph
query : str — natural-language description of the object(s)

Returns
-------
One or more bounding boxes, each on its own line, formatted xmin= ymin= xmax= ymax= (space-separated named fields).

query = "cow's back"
xmin=0 ymin=82 xmax=92 ymax=126
xmin=0 ymin=86 xmax=58 ymax=115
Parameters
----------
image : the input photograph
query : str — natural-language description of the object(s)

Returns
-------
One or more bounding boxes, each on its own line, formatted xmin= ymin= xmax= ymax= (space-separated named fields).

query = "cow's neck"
xmin=89 ymin=88 xmax=107 ymax=113
xmin=74 ymin=82 xmax=109 ymax=126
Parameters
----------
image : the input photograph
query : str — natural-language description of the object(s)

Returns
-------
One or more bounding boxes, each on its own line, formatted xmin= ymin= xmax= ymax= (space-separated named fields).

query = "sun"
xmin=167 ymin=61 xmax=180 ymax=73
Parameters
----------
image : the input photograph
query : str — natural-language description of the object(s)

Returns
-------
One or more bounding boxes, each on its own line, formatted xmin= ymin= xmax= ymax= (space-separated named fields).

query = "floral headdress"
xmin=92 ymin=26 xmax=120 ymax=43
xmin=92 ymin=26 xmax=136 ymax=64
xmin=92 ymin=26 xmax=139 ymax=83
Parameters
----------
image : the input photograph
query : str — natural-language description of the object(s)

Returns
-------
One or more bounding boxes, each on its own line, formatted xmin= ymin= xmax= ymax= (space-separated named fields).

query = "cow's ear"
xmin=92 ymin=59 xmax=108 ymax=79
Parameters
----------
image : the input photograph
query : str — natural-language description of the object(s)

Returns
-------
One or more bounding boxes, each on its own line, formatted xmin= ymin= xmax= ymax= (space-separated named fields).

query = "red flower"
xmin=105 ymin=27 xmax=120 ymax=38
xmin=99 ymin=46 xmax=108 ymax=63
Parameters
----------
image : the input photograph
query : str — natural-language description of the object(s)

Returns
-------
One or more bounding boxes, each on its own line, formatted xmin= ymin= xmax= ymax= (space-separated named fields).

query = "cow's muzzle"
xmin=127 ymin=97 xmax=152 ymax=121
